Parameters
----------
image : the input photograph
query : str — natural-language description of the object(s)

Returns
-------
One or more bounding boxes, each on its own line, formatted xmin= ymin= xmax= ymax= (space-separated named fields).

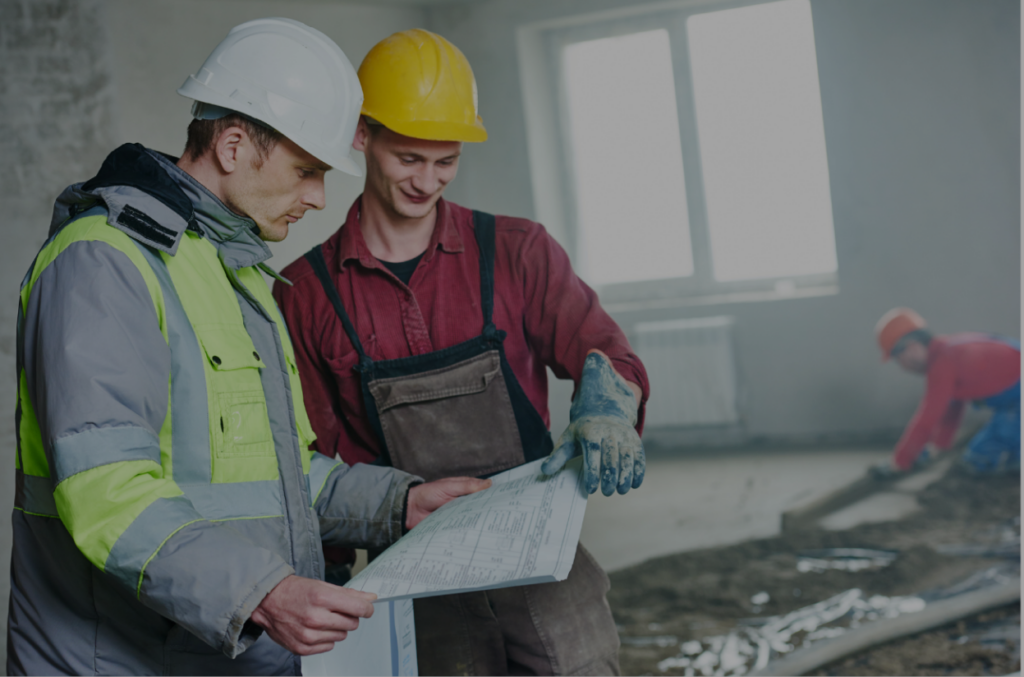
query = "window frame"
xmin=517 ymin=0 xmax=840 ymax=311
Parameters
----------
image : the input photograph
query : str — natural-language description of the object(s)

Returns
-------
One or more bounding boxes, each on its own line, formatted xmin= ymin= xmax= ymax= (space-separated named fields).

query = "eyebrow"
xmin=395 ymin=150 xmax=462 ymax=162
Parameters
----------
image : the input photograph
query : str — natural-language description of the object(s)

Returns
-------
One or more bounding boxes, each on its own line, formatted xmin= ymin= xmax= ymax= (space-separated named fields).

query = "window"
xmin=688 ymin=1 xmax=837 ymax=282
xmin=563 ymin=29 xmax=694 ymax=285
xmin=520 ymin=0 xmax=839 ymax=307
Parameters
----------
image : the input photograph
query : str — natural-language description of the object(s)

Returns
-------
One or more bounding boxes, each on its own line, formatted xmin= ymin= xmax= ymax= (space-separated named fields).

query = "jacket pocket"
xmin=194 ymin=324 xmax=277 ymax=484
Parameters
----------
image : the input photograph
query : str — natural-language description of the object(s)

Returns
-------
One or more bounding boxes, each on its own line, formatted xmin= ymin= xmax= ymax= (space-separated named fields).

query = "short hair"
xmin=182 ymin=114 xmax=283 ymax=168
xmin=890 ymin=328 xmax=934 ymax=357
xmin=362 ymin=115 xmax=385 ymax=134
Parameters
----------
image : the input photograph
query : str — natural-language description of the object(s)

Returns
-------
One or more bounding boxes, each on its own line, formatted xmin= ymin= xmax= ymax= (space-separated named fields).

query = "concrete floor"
xmin=579 ymin=446 xmax=892 ymax=572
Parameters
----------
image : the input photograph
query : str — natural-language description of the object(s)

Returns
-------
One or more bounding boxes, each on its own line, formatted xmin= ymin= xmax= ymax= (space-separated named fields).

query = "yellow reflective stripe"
xmin=53 ymin=459 xmax=183 ymax=571
xmin=18 ymin=371 xmax=47 ymax=477
xmin=13 ymin=507 xmax=60 ymax=519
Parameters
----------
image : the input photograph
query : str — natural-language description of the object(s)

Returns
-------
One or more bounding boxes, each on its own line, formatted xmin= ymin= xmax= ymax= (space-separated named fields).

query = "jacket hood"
xmin=50 ymin=143 xmax=272 ymax=269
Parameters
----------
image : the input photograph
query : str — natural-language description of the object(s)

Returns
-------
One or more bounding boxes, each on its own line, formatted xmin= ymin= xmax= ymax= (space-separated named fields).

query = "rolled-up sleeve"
xmin=507 ymin=220 xmax=650 ymax=430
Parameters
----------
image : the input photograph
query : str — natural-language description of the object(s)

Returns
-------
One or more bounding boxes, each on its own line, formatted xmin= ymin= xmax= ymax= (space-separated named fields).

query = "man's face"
xmin=223 ymin=136 xmax=329 ymax=242
xmin=895 ymin=340 xmax=929 ymax=374
xmin=354 ymin=120 xmax=462 ymax=220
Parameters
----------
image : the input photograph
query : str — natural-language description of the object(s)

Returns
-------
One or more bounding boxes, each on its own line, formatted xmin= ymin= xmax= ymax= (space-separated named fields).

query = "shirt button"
xmin=253 ymin=351 xmax=261 ymax=361
xmin=212 ymin=356 xmax=222 ymax=365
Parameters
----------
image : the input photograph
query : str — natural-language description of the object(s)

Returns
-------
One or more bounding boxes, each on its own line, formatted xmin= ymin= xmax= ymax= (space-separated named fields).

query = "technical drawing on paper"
xmin=346 ymin=457 xmax=588 ymax=601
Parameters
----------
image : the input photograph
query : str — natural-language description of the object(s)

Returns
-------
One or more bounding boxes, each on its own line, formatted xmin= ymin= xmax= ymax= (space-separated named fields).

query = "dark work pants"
xmin=413 ymin=545 xmax=621 ymax=676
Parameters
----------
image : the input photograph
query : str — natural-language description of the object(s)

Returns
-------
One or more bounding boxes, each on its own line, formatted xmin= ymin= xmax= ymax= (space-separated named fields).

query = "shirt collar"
xmin=336 ymin=196 xmax=464 ymax=272
xmin=148 ymin=150 xmax=272 ymax=270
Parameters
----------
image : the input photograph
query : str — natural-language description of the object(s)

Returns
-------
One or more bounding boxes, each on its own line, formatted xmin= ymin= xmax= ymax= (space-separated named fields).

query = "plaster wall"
xmin=427 ymin=0 xmax=1021 ymax=442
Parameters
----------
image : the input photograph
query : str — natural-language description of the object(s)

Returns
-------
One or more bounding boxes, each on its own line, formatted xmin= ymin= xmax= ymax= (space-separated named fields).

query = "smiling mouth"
xmin=401 ymin=191 xmax=431 ymax=205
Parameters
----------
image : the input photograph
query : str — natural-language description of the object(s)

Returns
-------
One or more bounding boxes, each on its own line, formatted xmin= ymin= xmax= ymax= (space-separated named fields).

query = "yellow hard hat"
xmin=358 ymin=29 xmax=487 ymax=143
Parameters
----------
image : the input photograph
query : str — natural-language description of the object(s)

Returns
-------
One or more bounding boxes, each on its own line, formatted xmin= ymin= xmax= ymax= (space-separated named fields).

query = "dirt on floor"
xmin=608 ymin=463 xmax=1021 ymax=676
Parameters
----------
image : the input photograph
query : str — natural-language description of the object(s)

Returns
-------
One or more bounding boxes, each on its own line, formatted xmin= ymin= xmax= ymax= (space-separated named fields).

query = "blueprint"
xmin=346 ymin=457 xmax=588 ymax=601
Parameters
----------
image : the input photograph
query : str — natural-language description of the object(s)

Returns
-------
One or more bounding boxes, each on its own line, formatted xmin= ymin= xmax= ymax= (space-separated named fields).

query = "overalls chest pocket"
xmin=194 ymin=323 xmax=276 ymax=475
xmin=368 ymin=350 xmax=525 ymax=481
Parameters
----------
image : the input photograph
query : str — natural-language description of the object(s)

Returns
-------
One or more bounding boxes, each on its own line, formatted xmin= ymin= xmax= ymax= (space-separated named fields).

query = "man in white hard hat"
xmin=7 ymin=18 xmax=487 ymax=676
xmin=274 ymin=29 xmax=649 ymax=675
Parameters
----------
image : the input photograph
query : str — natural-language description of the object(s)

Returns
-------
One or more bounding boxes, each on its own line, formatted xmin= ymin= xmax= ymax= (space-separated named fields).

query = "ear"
xmin=352 ymin=117 xmax=371 ymax=153
xmin=213 ymin=126 xmax=249 ymax=174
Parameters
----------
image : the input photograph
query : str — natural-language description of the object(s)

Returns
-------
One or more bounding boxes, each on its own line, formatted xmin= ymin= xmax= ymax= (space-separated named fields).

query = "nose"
xmin=409 ymin=165 xmax=442 ymax=195
xmin=303 ymin=175 xmax=326 ymax=211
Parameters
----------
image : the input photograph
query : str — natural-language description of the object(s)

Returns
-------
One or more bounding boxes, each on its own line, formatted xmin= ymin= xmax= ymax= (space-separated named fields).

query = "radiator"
xmin=632 ymin=316 xmax=740 ymax=427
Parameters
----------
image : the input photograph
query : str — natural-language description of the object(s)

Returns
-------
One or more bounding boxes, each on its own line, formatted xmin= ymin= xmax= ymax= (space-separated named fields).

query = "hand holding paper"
xmin=406 ymin=476 xmax=492 ymax=529
xmin=251 ymin=575 xmax=378 ymax=655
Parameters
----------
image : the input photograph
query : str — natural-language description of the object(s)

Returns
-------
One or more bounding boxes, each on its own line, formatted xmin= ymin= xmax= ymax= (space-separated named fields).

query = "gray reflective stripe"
xmin=16 ymin=471 xmax=57 ymax=516
xmin=132 ymin=242 xmax=212 ymax=485
xmin=104 ymin=493 xmax=203 ymax=592
xmin=51 ymin=426 xmax=160 ymax=485
xmin=234 ymin=283 xmax=320 ymax=580
xmin=179 ymin=481 xmax=284 ymax=519
xmin=309 ymin=453 xmax=344 ymax=507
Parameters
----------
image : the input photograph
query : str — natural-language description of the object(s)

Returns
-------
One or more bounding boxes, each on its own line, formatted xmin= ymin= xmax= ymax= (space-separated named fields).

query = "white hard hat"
xmin=178 ymin=17 xmax=364 ymax=176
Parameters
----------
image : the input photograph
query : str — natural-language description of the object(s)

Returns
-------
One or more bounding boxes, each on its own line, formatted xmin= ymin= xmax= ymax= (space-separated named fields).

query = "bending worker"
xmin=273 ymin=29 xmax=649 ymax=676
xmin=874 ymin=307 xmax=1020 ymax=475
xmin=7 ymin=19 xmax=487 ymax=676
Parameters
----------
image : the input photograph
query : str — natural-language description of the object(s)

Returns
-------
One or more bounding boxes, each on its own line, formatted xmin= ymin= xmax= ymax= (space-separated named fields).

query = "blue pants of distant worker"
xmin=963 ymin=381 xmax=1020 ymax=474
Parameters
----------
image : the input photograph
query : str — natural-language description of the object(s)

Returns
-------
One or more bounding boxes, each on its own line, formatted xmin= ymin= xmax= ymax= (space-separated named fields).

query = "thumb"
xmin=542 ymin=433 xmax=576 ymax=476
xmin=445 ymin=477 xmax=492 ymax=498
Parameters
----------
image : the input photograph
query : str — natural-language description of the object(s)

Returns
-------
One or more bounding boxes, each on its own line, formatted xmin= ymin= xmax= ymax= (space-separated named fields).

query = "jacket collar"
xmin=336 ymin=196 xmax=464 ymax=272
xmin=149 ymin=151 xmax=271 ymax=270
xmin=50 ymin=143 xmax=271 ymax=270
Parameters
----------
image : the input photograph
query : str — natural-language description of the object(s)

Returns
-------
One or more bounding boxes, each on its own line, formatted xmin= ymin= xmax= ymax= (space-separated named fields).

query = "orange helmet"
xmin=875 ymin=308 xmax=927 ymax=361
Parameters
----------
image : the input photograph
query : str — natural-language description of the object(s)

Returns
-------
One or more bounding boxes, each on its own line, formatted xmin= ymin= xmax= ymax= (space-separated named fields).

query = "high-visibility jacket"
xmin=8 ymin=144 xmax=418 ymax=676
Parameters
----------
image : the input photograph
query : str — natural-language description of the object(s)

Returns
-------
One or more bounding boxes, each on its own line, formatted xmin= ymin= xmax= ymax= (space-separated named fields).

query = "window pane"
xmin=564 ymin=29 xmax=694 ymax=286
xmin=688 ymin=0 xmax=838 ymax=282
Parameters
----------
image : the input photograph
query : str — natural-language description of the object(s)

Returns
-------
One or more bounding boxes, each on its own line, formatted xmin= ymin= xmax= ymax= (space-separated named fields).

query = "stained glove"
xmin=541 ymin=351 xmax=645 ymax=495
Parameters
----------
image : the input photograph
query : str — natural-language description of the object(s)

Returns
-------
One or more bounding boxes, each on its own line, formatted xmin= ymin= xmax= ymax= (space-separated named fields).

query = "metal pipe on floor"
xmin=752 ymin=577 xmax=1021 ymax=676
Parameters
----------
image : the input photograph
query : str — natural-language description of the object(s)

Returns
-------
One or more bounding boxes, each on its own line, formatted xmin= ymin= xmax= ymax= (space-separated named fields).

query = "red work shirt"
xmin=893 ymin=333 xmax=1020 ymax=469
xmin=273 ymin=197 xmax=649 ymax=466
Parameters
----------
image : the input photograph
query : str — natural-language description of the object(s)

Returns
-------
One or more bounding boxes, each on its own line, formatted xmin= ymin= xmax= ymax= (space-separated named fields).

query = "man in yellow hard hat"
xmin=873 ymin=308 xmax=1020 ymax=477
xmin=273 ymin=28 xmax=649 ymax=675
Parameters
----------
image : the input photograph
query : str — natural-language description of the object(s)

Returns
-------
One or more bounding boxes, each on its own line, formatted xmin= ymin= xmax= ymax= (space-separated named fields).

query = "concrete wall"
xmin=427 ymin=0 xmax=1021 ymax=444
xmin=0 ymin=0 xmax=117 ymax=665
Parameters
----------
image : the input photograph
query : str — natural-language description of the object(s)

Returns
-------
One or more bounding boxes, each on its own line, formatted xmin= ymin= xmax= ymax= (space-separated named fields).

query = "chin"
xmin=258 ymin=223 xmax=289 ymax=242
xmin=400 ymin=202 xmax=437 ymax=220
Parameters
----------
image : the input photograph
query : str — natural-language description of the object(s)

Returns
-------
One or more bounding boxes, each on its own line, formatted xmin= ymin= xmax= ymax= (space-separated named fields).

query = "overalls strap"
xmin=472 ymin=210 xmax=497 ymax=331
xmin=304 ymin=244 xmax=371 ymax=365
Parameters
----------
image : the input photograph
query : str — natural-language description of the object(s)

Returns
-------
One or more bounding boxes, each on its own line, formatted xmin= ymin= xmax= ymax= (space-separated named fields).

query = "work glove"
xmin=541 ymin=351 xmax=645 ymax=495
